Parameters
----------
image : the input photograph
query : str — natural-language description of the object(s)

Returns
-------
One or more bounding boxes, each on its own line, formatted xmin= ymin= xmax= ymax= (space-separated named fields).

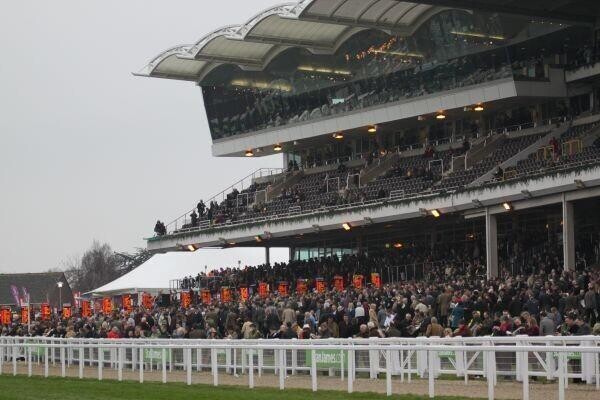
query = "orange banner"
xmin=41 ymin=303 xmax=51 ymax=321
xmin=278 ymin=281 xmax=289 ymax=297
xmin=122 ymin=294 xmax=133 ymax=313
xmin=296 ymin=279 xmax=308 ymax=295
xmin=0 ymin=308 xmax=11 ymax=325
xmin=258 ymin=282 xmax=268 ymax=299
xmin=201 ymin=289 xmax=211 ymax=305
xmin=82 ymin=301 xmax=92 ymax=318
xmin=239 ymin=286 xmax=249 ymax=302
xmin=181 ymin=291 xmax=192 ymax=308
xmin=220 ymin=287 xmax=232 ymax=303
xmin=371 ymin=272 xmax=381 ymax=289
xmin=62 ymin=305 xmax=72 ymax=319
xmin=102 ymin=298 xmax=112 ymax=315
xmin=21 ymin=307 xmax=29 ymax=324
xmin=333 ymin=276 xmax=344 ymax=292
xmin=315 ymin=278 xmax=326 ymax=293
xmin=353 ymin=274 xmax=364 ymax=289
xmin=142 ymin=293 xmax=153 ymax=309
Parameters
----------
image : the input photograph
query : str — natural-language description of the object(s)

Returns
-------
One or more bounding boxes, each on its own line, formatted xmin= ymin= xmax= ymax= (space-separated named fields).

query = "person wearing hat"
xmin=299 ymin=324 xmax=312 ymax=339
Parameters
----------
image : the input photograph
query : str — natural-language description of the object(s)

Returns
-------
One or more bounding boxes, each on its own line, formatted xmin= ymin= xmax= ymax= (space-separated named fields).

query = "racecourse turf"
xmin=0 ymin=374 xmax=475 ymax=400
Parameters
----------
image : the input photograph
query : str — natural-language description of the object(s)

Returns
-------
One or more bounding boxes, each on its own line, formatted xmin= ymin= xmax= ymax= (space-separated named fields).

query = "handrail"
xmin=164 ymin=167 xmax=284 ymax=231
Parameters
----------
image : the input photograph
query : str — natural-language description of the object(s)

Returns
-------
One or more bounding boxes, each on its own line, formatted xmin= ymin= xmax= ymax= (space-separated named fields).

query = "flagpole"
xmin=27 ymin=294 xmax=31 ymax=336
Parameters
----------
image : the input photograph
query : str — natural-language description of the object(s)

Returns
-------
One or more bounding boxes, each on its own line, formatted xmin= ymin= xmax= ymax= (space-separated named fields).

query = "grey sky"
xmin=0 ymin=0 xmax=288 ymax=273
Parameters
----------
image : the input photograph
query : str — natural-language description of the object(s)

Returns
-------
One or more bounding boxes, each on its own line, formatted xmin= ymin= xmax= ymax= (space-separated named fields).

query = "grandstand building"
xmin=138 ymin=0 xmax=600 ymax=280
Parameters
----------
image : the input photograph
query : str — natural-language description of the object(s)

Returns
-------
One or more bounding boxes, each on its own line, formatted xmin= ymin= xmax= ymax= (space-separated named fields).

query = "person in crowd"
xmin=426 ymin=317 xmax=444 ymax=337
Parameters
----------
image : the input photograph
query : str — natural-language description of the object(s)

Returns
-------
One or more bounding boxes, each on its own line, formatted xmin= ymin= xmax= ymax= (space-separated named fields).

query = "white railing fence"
xmin=0 ymin=336 xmax=598 ymax=400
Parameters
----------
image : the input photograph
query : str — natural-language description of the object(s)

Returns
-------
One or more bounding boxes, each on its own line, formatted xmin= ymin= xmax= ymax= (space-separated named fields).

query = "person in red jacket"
xmin=107 ymin=326 xmax=121 ymax=339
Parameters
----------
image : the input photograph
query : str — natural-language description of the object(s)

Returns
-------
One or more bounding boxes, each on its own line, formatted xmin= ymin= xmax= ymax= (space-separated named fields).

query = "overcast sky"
xmin=0 ymin=0 xmax=289 ymax=273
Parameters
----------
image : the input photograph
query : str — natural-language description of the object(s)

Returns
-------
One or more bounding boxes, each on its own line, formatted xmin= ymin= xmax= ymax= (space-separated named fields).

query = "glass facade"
xmin=294 ymin=247 xmax=357 ymax=261
xmin=201 ymin=10 xmax=590 ymax=141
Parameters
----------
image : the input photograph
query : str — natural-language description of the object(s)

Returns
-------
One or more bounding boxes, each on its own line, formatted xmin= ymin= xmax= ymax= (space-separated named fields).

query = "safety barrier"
xmin=0 ymin=336 xmax=598 ymax=400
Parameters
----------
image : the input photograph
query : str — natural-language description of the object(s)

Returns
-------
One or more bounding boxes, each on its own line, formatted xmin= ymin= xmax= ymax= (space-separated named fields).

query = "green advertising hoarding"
xmin=305 ymin=349 xmax=348 ymax=368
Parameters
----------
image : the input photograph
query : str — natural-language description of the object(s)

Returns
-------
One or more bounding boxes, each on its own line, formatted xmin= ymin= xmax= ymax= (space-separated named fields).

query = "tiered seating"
xmin=362 ymin=147 xmax=461 ymax=199
xmin=505 ymin=122 xmax=600 ymax=178
xmin=172 ymin=121 xmax=600 ymax=233
xmin=265 ymin=166 xmax=362 ymax=214
xmin=437 ymin=132 xmax=547 ymax=190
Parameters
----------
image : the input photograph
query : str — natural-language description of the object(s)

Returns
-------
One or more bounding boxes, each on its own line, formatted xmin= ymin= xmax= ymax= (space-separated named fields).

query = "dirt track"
xmin=1 ymin=362 xmax=598 ymax=400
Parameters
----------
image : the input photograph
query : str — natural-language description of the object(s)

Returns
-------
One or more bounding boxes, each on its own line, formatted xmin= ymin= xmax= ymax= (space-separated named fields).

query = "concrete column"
xmin=562 ymin=196 xmax=575 ymax=271
xmin=485 ymin=208 xmax=498 ymax=279
xmin=265 ymin=247 xmax=270 ymax=265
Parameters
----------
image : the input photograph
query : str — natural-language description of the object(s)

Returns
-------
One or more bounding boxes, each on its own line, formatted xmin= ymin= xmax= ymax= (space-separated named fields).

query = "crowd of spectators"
xmin=3 ymin=248 xmax=599 ymax=340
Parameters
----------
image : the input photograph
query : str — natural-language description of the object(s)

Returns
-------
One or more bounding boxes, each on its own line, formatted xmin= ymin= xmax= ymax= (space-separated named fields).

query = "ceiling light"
xmin=368 ymin=125 xmax=377 ymax=133
xmin=430 ymin=209 xmax=441 ymax=218
xmin=333 ymin=132 xmax=344 ymax=140
xmin=474 ymin=104 xmax=484 ymax=112
xmin=273 ymin=144 xmax=282 ymax=152
xmin=342 ymin=223 xmax=351 ymax=231
xmin=186 ymin=245 xmax=196 ymax=252
xmin=254 ymin=236 xmax=262 ymax=243
xmin=502 ymin=202 xmax=512 ymax=211
xmin=393 ymin=243 xmax=403 ymax=249
xmin=436 ymin=113 xmax=446 ymax=120
xmin=297 ymin=66 xmax=351 ymax=76
xmin=245 ymin=150 xmax=254 ymax=157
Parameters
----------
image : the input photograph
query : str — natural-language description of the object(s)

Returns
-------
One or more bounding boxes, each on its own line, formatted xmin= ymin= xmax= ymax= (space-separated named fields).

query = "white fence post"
xmin=44 ymin=346 xmax=49 ymax=378
xmin=386 ymin=349 xmax=392 ymax=396
xmin=347 ymin=348 xmax=354 ymax=393
xmin=248 ymin=349 xmax=254 ymax=389
xmin=79 ymin=346 xmax=84 ymax=379
xmin=118 ymin=347 xmax=123 ymax=382
xmin=521 ymin=350 xmax=529 ymax=400
xmin=98 ymin=347 xmax=103 ymax=381
xmin=558 ymin=353 xmax=566 ymax=400
xmin=139 ymin=347 xmax=144 ymax=383
xmin=311 ymin=348 xmax=317 ymax=392
xmin=486 ymin=350 xmax=494 ymax=400
xmin=162 ymin=348 xmax=167 ymax=384
xmin=279 ymin=348 xmax=285 ymax=390
xmin=26 ymin=346 xmax=31 ymax=377
xmin=12 ymin=344 xmax=17 ymax=376
xmin=186 ymin=348 xmax=192 ymax=386
xmin=211 ymin=347 xmax=218 ymax=386
xmin=428 ymin=350 xmax=435 ymax=399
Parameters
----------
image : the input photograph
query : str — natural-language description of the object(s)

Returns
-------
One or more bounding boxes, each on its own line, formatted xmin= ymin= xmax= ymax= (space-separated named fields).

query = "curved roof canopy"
xmin=136 ymin=0 xmax=451 ymax=82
